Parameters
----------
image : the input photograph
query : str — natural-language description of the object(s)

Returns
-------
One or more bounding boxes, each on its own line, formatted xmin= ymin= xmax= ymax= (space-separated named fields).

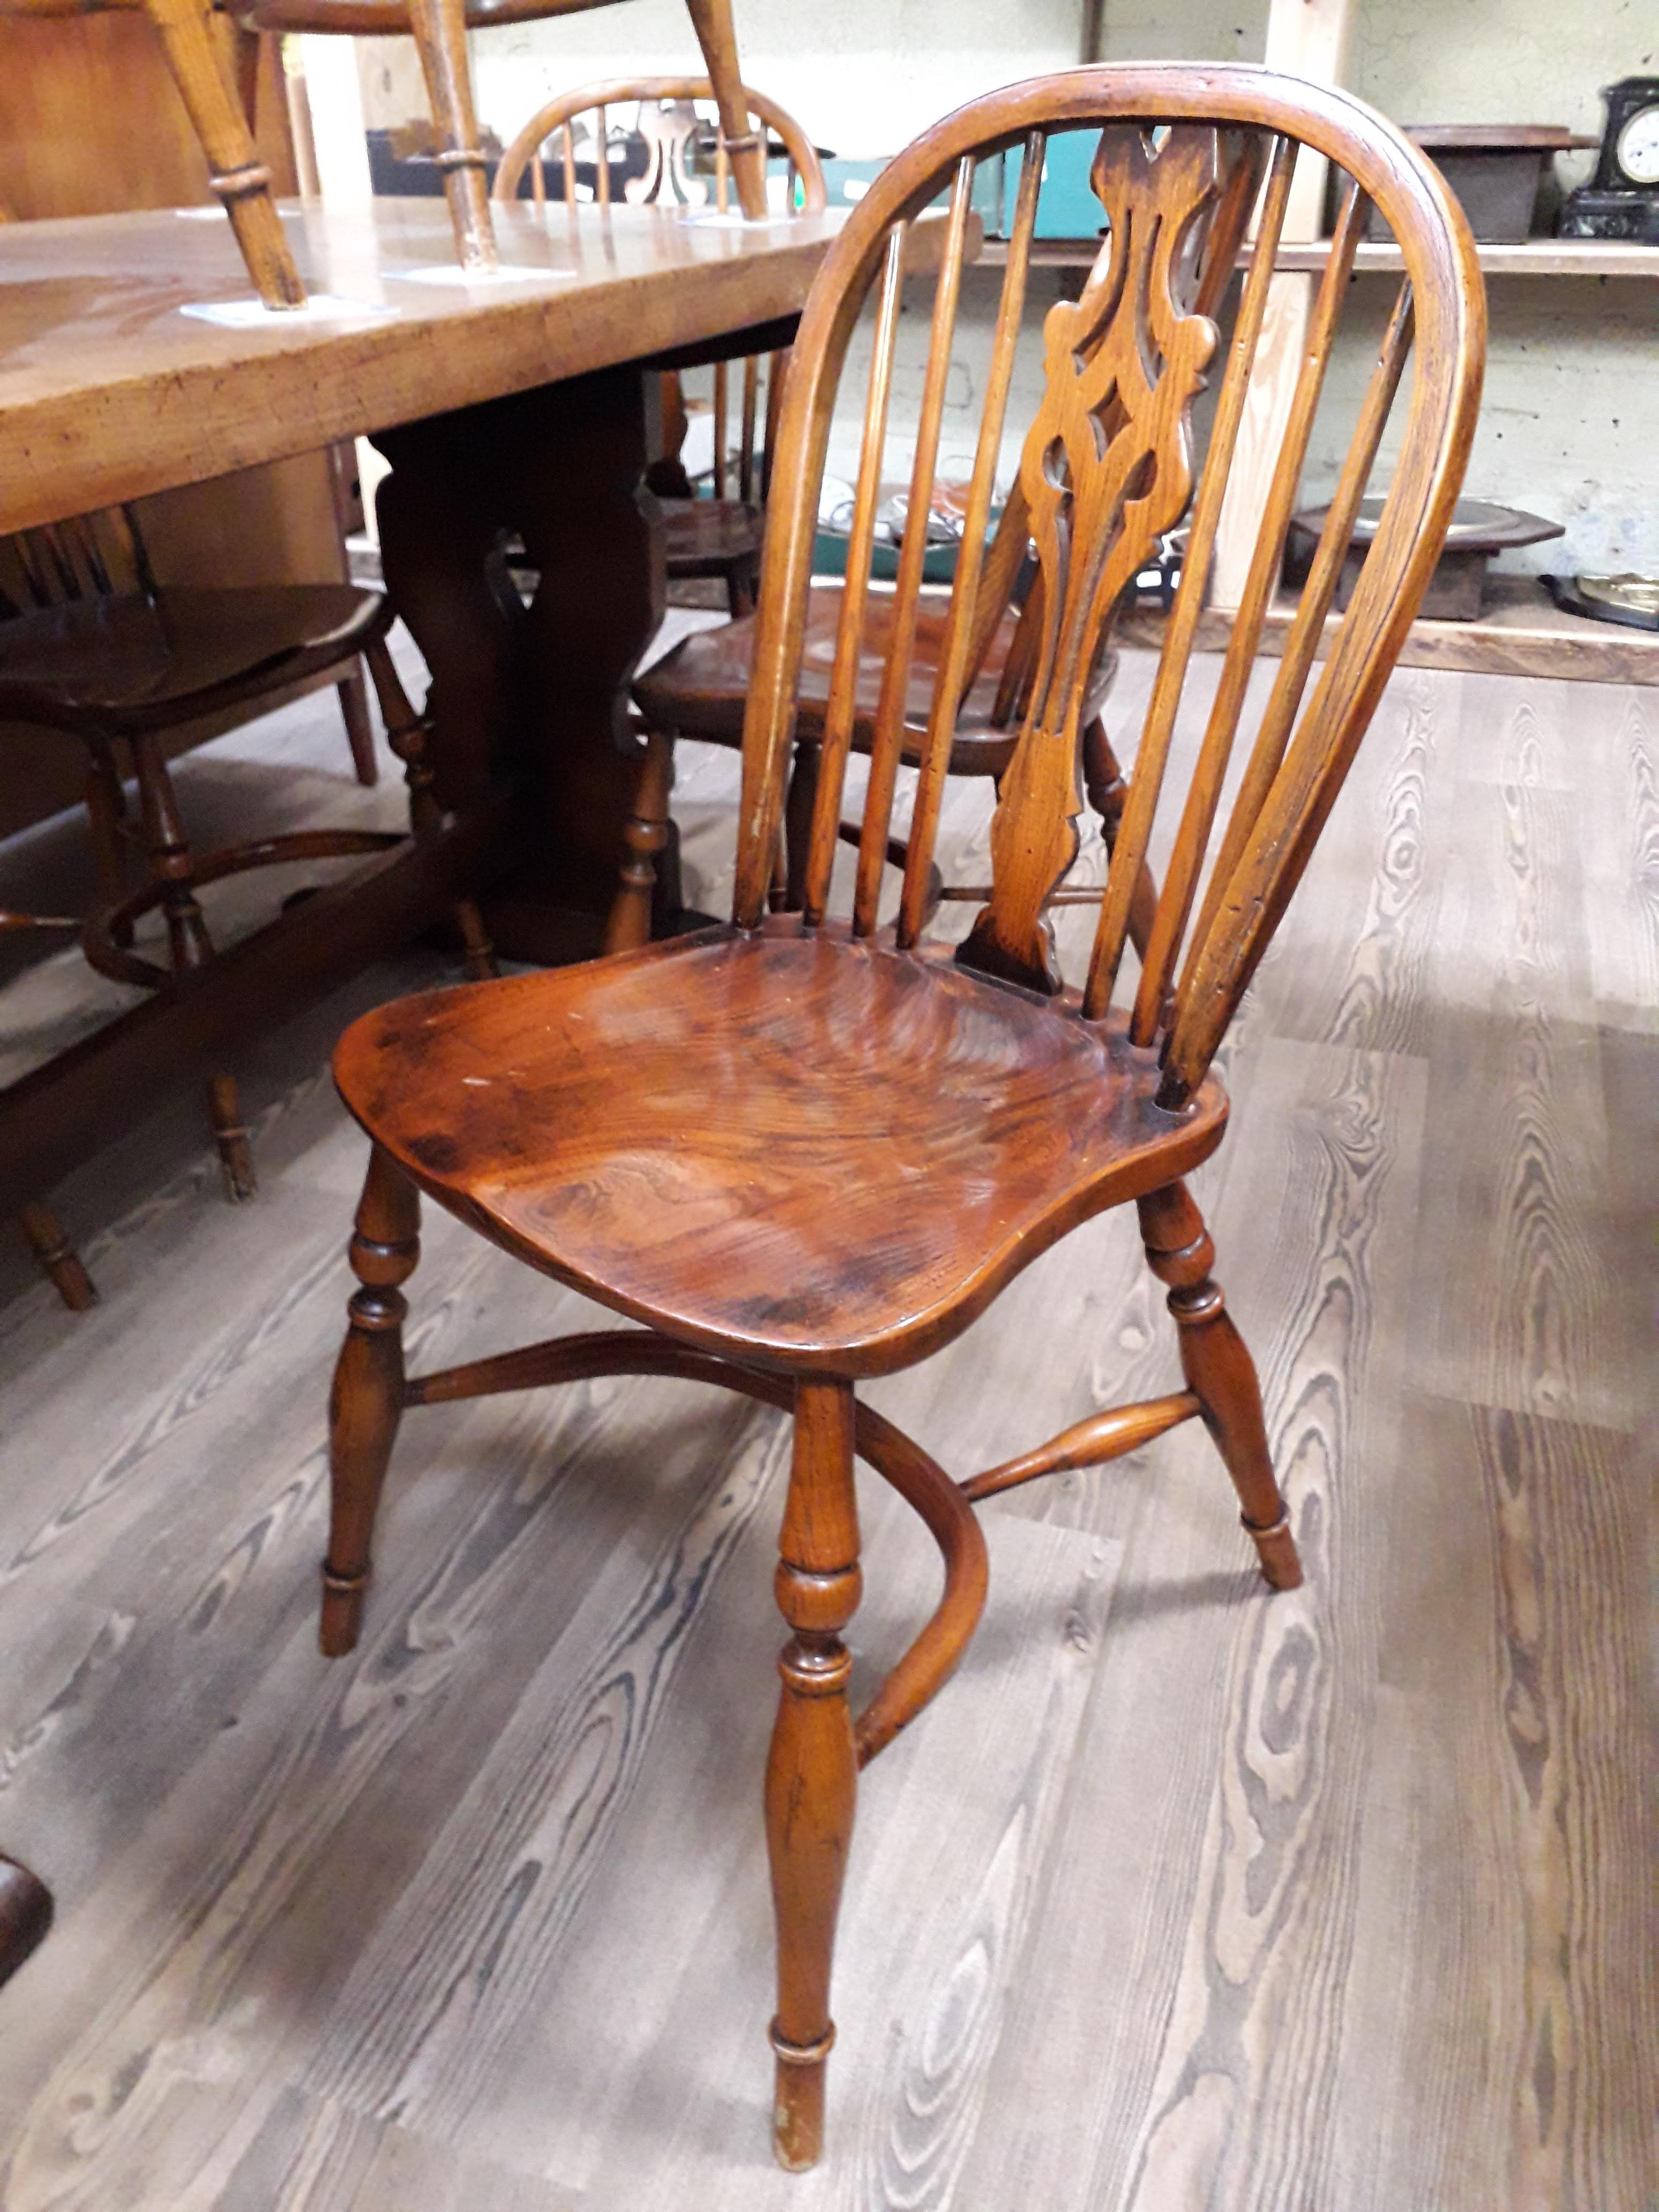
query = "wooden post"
xmin=1209 ymin=0 xmax=1356 ymax=609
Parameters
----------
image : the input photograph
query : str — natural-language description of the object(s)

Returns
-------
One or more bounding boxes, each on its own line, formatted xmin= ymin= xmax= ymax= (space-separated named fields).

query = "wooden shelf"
xmin=978 ymin=235 xmax=1659 ymax=278
xmin=1117 ymin=577 xmax=1659 ymax=686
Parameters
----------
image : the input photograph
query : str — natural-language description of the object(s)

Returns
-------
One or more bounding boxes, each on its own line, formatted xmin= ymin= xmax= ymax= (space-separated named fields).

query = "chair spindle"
xmin=896 ymin=133 xmax=1046 ymax=947
xmin=801 ymin=223 xmax=908 ymax=922
xmin=851 ymin=157 xmax=975 ymax=938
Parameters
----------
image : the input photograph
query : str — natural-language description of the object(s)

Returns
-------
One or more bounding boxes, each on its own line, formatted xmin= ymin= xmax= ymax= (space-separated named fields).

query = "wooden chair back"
xmin=733 ymin=65 xmax=1484 ymax=1103
xmin=0 ymin=506 xmax=154 ymax=623
xmin=495 ymin=79 xmax=824 ymax=508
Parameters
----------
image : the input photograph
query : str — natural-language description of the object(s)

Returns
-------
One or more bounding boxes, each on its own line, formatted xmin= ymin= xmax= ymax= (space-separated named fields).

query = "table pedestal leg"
xmin=372 ymin=366 xmax=683 ymax=965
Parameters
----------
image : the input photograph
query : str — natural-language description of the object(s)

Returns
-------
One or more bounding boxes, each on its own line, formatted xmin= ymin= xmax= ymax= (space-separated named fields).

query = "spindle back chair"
xmin=321 ymin=67 xmax=1483 ymax=2176
xmin=0 ymin=500 xmax=487 ymax=1307
xmin=495 ymin=79 xmax=825 ymax=615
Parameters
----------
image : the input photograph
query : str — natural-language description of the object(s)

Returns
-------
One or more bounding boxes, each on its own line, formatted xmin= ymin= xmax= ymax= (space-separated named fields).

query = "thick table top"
xmin=0 ymin=196 xmax=865 ymax=533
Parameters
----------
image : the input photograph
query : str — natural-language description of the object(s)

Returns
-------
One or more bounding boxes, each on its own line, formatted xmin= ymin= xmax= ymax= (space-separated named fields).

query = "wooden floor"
xmin=0 ymin=638 xmax=1653 ymax=2210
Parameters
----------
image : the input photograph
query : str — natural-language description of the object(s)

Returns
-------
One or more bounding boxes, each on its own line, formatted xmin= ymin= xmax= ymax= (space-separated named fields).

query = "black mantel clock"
xmin=1559 ymin=77 xmax=1659 ymax=241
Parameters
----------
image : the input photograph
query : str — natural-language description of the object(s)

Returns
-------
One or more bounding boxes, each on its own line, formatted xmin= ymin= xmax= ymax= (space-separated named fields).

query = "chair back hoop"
xmin=731 ymin=64 xmax=1484 ymax=1103
xmin=491 ymin=77 xmax=825 ymax=212
xmin=0 ymin=505 xmax=154 ymax=622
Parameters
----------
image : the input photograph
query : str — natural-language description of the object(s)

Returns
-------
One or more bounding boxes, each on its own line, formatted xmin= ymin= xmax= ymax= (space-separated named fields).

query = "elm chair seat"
xmin=334 ymin=921 xmax=1228 ymax=1372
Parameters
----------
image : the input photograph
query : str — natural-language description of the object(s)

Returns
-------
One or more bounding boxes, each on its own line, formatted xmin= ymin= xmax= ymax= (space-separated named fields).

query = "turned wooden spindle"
xmin=140 ymin=0 xmax=307 ymax=309
xmin=322 ymin=1146 xmax=421 ymax=1655
xmin=603 ymin=730 xmax=674 ymax=956
xmin=1137 ymin=1179 xmax=1302 ymax=1589
xmin=405 ymin=0 xmax=498 ymax=272
xmin=766 ymin=1377 xmax=861 ymax=2171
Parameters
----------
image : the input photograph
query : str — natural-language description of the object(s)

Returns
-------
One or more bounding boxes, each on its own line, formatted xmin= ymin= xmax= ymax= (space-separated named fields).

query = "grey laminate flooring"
xmin=0 ymin=635 xmax=1652 ymax=2210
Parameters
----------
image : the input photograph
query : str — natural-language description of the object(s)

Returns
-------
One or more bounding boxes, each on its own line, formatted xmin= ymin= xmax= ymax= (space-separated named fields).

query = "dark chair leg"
xmin=205 ymin=1073 xmax=257 ymax=1202
xmin=1137 ymin=1179 xmax=1303 ymax=1590
xmin=322 ymin=1145 xmax=420 ymax=1656
xmin=0 ymin=1856 xmax=53 ymax=1987
xmin=604 ymin=728 xmax=675 ymax=956
xmin=361 ymin=632 xmax=494 ymax=978
xmin=766 ymin=1377 xmax=861 ymax=2171
xmin=727 ymin=557 xmax=758 ymax=619
xmin=1082 ymin=715 xmax=1159 ymax=966
xmin=17 ymin=1204 xmax=98 ymax=1311
xmin=83 ymin=741 xmax=135 ymax=947
xmin=337 ymin=661 xmax=380 ymax=787
xmin=129 ymin=729 xmax=212 ymax=976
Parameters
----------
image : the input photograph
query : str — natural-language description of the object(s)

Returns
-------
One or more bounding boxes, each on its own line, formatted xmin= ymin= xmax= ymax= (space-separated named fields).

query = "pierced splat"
xmin=959 ymin=124 xmax=1223 ymax=994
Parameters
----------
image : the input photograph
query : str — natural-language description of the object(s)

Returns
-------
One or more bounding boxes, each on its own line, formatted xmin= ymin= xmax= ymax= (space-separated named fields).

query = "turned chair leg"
xmin=83 ymin=742 xmax=135 ymax=947
xmin=604 ymin=728 xmax=675 ymax=956
xmin=766 ymin=1377 xmax=861 ymax=2171
xmin=322 ymin=1146 xmax=420 ymax=1656
xmin=361 ymin=633 xmax=496 ymax=980
xmin=781 ymin=735 xmax=821 ymax=914
xmin=337 ymin=661 xmax=380 ymax=787
xmin=18 ymin=1204 xmax=98 ymax=1311
xmin=1137 ymin=1179 xmax=1303 ymax=1590
xmin=1082 ymin=715 xmax=1159 ymax=966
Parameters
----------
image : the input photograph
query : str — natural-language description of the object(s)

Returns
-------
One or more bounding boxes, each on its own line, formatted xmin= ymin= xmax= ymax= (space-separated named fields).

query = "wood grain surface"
xmin=0 ymin=200 xmax=965 ymax=537
xmin=0 ymin=634 xmax=1653 ymax=2206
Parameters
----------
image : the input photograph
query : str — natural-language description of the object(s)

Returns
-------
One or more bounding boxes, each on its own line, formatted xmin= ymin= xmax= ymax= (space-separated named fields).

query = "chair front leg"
xmin=1137 ymin=1179 xmax=1303 ymax=1590
xmin=322 ymin=1146 xmax=420 ymax=1655
xmin=766 ymin=1377 xmax=861 ymax=2171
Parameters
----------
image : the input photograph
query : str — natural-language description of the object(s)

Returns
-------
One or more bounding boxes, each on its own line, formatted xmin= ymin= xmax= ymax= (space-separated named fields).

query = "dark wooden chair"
xmin=0 ymin=504 xmax=492 ymax=1304
xmin=493 ymin=77 xmax=828 ymax=621
xmin=319 ymin=66 xmax=1483 ymax=2173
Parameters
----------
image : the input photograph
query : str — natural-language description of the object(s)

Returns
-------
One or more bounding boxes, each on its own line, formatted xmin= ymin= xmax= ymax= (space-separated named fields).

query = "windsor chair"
xmin=492 ymin=78 xmax=827 ymax=619
xmin=319 ymin=66 xmax=1483 ymax=2171
xmin=0 ymin=504 xmax=494 ymax=1304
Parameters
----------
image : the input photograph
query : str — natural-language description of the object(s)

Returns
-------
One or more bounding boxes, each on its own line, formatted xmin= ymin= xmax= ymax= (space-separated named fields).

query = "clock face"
xmin=1616 ymin=103 xmax=1659 ymax=185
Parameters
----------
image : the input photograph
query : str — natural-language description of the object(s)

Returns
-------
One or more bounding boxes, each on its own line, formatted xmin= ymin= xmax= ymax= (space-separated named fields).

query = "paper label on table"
xmin=386 ymin=264 xmax=579 ymax=287
xmin=179 ymin=293 xmax=394 ymax=327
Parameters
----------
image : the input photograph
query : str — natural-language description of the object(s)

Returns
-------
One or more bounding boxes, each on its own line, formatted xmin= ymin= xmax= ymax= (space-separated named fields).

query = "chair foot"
xmin=771 ymin=2022 xmax=835 ymax=2171
xmin=765 ymin=1378 xmax=860 ymax=2172
xmin=1137 ymin=1179 xmax=1303 ymax=1591
xmin=1243 ymin=1509 xmax=1304 ymax=1591
xmin=17 ymin=1205 xmax=98 ymax=1311
xmin=205 ymin=1074 xmax=256 ymax=1201
xmin=323 ymin=1147 xmax=420 ymax=1655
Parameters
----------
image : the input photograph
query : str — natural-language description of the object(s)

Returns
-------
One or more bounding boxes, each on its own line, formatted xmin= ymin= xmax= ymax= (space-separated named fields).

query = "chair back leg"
xmin=337 ymin=663 xmax=380 ymax=787
xmin=1137 ymin=1180 xmax=1303 ymax=1589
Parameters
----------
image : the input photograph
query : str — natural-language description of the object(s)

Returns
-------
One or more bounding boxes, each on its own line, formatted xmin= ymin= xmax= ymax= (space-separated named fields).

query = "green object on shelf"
xmin=811 ymin=527 xmax=961 ymax=585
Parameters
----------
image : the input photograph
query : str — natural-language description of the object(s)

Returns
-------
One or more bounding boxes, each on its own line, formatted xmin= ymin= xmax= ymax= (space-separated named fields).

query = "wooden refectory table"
xmin=0 ymin=190 xmax=939 ymax=1221
xmin=0 ymin=190 xmax=965 ymax=1978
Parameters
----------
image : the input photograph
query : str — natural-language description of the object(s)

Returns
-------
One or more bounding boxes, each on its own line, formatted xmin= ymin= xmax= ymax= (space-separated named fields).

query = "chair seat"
xmin=334 ymin=922 xmax=1228 ymax=1374
xmin=634 ymin=583 xmax=1116 ymax=782
xmin=660 ymin=497 xmax=765 ymax=577
xmin=0 ymin=585 xmax=384 ymax=735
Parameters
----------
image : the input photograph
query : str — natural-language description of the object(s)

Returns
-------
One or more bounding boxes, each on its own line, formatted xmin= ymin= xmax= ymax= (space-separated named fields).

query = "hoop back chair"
xmin=494 ymin=79 xmax=826 ymax=616
xmin=322 ymin=67 xmax=1484 ymax=2173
